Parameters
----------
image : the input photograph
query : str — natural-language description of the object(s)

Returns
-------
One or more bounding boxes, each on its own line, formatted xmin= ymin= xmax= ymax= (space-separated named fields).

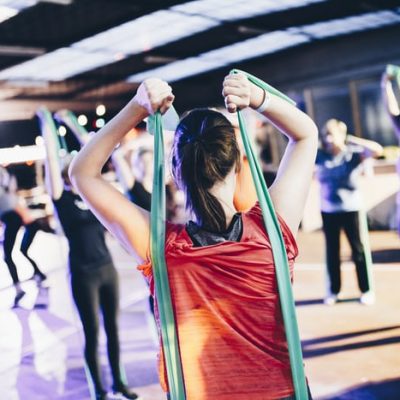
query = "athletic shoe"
xmin=109 ymin=386 xmax=141 ymax=400
xmin=95 ymin=389 xmax=108 ymax=400
xmin=324 ymin=293 xmax=338 ymax=306
xmin=14 ymin=289 xmax=26 ymax=307
xmin=360 ymin=291 xmax=375 ymax=306
xmin=33 ymin=271 xmax=47 ymax=283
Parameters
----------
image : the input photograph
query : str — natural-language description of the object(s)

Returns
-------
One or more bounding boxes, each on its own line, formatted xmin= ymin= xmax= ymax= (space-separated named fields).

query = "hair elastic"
xmin=255 ymin=90 xmax=271 ymax=113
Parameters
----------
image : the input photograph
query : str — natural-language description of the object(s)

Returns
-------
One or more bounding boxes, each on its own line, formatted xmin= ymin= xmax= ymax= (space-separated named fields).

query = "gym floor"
xmin=0 ymin=228 xmax=399 ymax=400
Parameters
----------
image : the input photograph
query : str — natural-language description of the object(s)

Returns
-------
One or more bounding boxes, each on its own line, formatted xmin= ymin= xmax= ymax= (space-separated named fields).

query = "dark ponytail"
xmin=172 ymin=108 xmax=240 ymax=232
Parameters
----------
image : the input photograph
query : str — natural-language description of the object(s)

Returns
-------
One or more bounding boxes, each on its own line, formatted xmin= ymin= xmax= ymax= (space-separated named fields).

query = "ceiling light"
xmin=95 ymin=104 xmax=106 ymax=116
xmin=172 ymin=0 xmax=325 ymax=21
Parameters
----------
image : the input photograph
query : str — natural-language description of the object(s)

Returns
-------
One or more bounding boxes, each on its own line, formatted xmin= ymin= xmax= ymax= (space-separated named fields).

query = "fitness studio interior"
xmin=0 ymin=1 xmax=399 ymax=399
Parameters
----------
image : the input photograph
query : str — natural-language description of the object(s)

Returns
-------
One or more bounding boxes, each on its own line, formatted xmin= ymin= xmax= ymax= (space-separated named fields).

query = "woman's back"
xmin=140 ymin=202 xmax=298 ymax=400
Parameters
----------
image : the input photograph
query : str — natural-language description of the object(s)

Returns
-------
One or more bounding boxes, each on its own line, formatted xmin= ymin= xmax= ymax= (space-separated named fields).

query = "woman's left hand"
xmin=222 ymin=73 xmax=264 ymax=113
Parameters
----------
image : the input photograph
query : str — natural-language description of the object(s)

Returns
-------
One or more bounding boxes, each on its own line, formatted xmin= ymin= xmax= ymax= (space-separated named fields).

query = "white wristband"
xmin=255 ymin=90 xmax=270 ymax=113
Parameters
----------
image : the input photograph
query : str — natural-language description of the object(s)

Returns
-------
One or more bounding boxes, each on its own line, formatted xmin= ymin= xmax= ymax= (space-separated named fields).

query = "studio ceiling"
xmin=0 ymin=0 xmax=400 ymax=120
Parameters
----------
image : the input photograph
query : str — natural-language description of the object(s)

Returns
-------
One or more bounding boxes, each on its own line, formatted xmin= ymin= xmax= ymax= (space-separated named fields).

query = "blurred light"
xmin=172 ymin=0 xmax=325 ymax=21
xmin=96 ymin=104 xmax=106 ymax=116
xmin=0 ymin=145 xmax=45 ymax=164
xmin=128 ymin=9 xmax=400 ymax=83
xmin=294 ymin=10 xmax=400 ymax=38
xmin=0 ymin=1 xmax=38 ymax=24
xmin=58 ymin=126 xmax=67 ymax=136
xmin=95 ymin=118 xmax=105 ymax=128
xmin=0 ymin=0 xmax=321 ymax=80
xmin=114 ymin=52 xmax=126 ymax=61
xmin=35 ymin=136 xmax=44 ymax=146
xmin=0 ymin=6 xmax=18 ymax=23
xmin=70 ymin=150 xmax=78 ymax=156
xmin=77 ymin=114 xmax=88 ymax=125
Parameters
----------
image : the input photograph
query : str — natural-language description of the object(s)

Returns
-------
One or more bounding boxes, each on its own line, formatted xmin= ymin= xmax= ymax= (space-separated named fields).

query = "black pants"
xmin=20 ymin=218 xmax=52 ymax=277
xmin=71 ymin=263 xmax=123 ymax=393
xmin=321 ymin=211 xmax=370 ymax=294
xmin=1 ymin=210 xmax=24 ymax=284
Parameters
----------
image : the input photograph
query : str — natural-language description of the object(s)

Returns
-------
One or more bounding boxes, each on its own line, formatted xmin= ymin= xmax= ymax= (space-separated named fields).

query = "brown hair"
xmin=172 ymin=108 xmax=240 ymax=232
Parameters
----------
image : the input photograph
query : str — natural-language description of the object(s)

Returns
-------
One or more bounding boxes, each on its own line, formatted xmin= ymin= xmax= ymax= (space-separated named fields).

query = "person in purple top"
xmin=316 ymin=119 xmax=383 ymax=306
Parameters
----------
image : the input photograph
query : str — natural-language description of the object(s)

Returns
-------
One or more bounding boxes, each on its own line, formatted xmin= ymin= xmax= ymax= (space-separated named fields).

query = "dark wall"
xmin=0 ymin=118 xmax=38 ymax=148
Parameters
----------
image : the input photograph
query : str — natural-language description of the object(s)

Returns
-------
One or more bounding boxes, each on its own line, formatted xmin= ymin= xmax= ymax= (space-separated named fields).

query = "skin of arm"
xmin=223 ymin=73 xmax=319 ymax=235
xmin=346 ymin=135 xmax=383 ymax=158
xmin=381 ymin=72 xmax=400 ymax=117
xmin=37 ymin=107 xmax=64 ymax=201
xmin=69 ymin=79 xmax=174 ymax=261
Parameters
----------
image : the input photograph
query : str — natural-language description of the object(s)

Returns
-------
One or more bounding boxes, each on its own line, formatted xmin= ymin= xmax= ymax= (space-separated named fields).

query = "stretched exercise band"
xmin=55 ymin=110 xmax=90 ymax=143
xmin=231 ymin=69 xmax=308 ymax=400
xmin=147 ymin=69 xmax=308 ymax=399
xmin=37 ymin=107 xmax=66 ymax=155
xmin=148 ymin=112 xmax=186 ymax=400
xmin=387 ymin=64 xmax=400 ymax=86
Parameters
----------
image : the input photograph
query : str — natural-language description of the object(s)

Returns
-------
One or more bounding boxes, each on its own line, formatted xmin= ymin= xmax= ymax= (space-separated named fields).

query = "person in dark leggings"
xmin=0 ymin=169 xmax=47 ymax=305
xmin=316 ymin=119 xmax=383 ymax=306
xmin=38 ymin=108 xmax=140 ymax=400
xmin=21 ymin=216 xmax=53 ymax=283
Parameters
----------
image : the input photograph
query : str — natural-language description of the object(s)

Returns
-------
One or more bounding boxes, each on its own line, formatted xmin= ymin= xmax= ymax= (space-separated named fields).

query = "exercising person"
xmin=38 ymin=108 xmax=140 ymax=400
xmin=69 ymin=72 xmax=317 ymax=399
xmin=316 ymin=119 xmax=383 ymax=306
xmin=0 ymin=167 xmax=47 ymax=306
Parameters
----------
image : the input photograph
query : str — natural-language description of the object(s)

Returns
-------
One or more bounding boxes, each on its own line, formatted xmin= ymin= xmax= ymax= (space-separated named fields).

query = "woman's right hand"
xmin=133 ymin=78 xmax=174 ymax=115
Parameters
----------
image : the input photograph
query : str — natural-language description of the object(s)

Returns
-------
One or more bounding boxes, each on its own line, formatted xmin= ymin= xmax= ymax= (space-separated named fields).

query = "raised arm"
xmin=381 ymin=72 xmax=400 ymax=118
xmin=37 ymin=107 xmax=64 ymax=201
xmin=223 ymin=73 xmax=318 ymax=235
xmin=69 ymin=79 xmax=174 ymax=261
xmin=346 ymin=135 xmax=383 ymax=158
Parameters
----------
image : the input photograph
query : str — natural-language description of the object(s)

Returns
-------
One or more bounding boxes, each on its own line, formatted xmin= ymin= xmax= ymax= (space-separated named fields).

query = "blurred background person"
xmin=38 ymin=108 xmax=140 ymax=400
xmin=316 ymin=119 xmax=383 ymax=306
xmin=0 ymin=166 xmax=47 ymax=306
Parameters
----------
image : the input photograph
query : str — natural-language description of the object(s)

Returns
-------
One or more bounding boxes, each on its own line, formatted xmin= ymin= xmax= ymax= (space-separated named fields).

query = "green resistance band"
xmin=55 ymin=110 xmax=90 ymax=143
xmin=386 ymin=64 xmax=400 ymax=87
xmin=148 ymin=111 xmax=186 ymax=400
xmin=359 ymin=210 xmax=374 ymax=292
xmin=37 ymin=107 xmax=64 ymax=154
xmin=231 ymin=69 xmax=308 ymax=400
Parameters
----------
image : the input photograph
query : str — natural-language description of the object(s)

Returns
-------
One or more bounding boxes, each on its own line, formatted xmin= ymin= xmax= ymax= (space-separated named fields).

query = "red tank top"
xmin=139 ymin=202 xmax=298 ymax=400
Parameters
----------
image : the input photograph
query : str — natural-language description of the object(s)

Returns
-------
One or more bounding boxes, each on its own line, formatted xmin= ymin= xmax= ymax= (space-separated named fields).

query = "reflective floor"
xmin=0 ymin=229 xmax=399 ymax=399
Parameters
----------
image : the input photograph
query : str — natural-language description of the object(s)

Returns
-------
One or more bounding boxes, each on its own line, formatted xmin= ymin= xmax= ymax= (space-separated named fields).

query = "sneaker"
xmin=324 ymin=293 xmax=338 ymax=306
xmin=14 ymin=289 xmax=26 ymax=307
xmin=33 ymin=271 xmax=47 ymax=283
xmin=360 ymin=291 xmax=375 ymax=306
xmin=110 ymin=386 xmax=141 ymax=400
xmin=95 ymin=389 xmax=108 ymax=400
